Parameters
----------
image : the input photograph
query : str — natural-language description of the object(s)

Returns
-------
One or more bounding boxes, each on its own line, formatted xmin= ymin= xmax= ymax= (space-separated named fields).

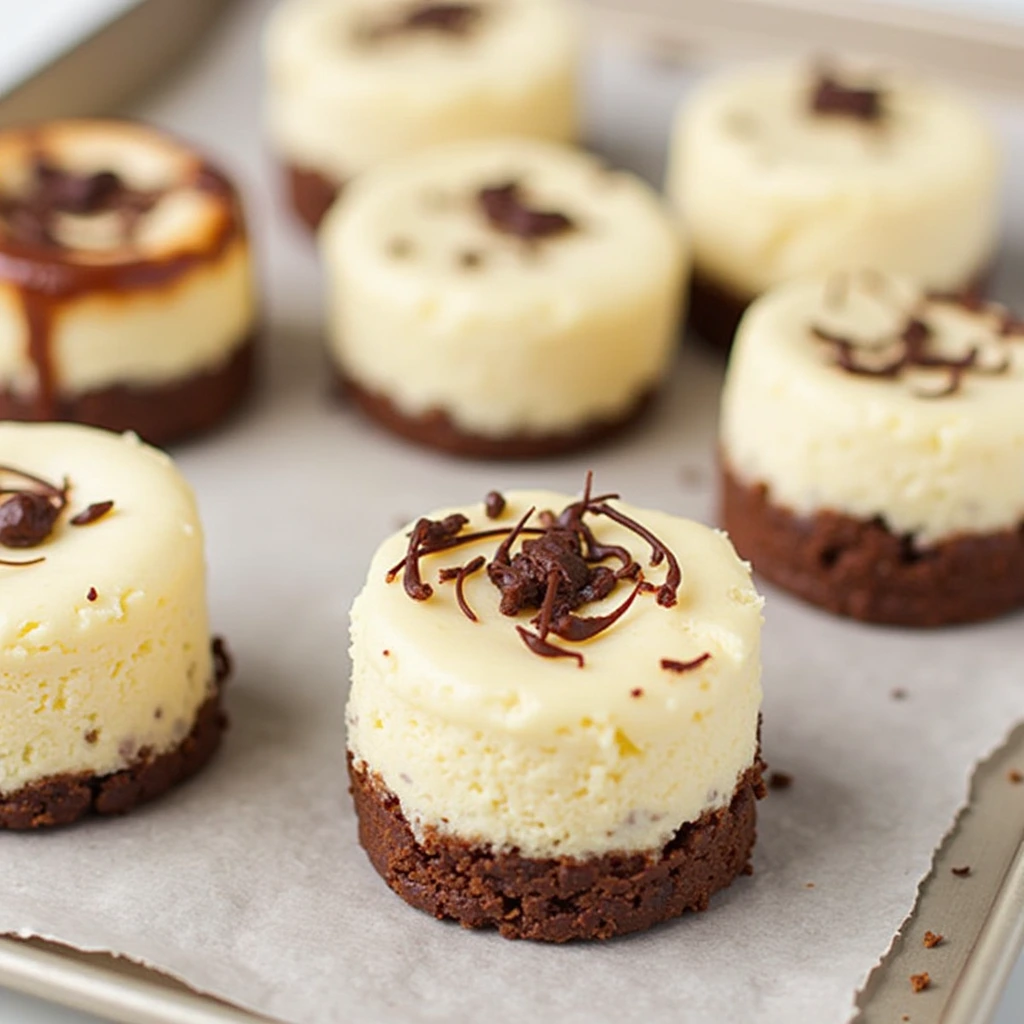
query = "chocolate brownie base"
xmin=0 ymin=336 xmax=256 ymax=448
xmin=688 ymin=272 xmax=750 ymax=353
xmin=287 ymin=165 xmax=344 ymax=232
xmin=348 ymin=755 xmax=765 ymax=942
xmin=0 ymin=688 xmax=227 ymax=830
xmin=339 ymin=375 xmax=656 ymax=460
xmin=721 ymin=463 xmax=1024 ymax=626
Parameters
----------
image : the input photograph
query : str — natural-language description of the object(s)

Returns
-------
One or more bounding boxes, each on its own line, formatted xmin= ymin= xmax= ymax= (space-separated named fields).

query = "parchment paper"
xmin=2 ymin=3 xmax=1023 ymax=1021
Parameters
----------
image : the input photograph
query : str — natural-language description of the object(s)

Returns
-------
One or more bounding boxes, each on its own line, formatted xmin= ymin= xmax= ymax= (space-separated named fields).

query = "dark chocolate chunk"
xmin=811 ymin=71 xmax=884 ymax=122
xmin=478 ymin=182 xmax=575 ymax=241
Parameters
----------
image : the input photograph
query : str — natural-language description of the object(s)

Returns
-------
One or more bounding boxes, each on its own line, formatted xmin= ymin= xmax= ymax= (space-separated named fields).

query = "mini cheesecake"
xmin=265 ymin=0 xmax=580 ymax=229
xmin=347 ymin=482 xmax=765 ymax=941
xmin=322 ymin=138 xmax=687 ymax=458
xmin=720 ymin=271 xmax=1024 ymax=626
xmin=0 ymin=422 xmax=229 ymax=829
xmin=667 ymin=60 xmax=1000 ymax=349
xmin=0 ymin=119 xmax=257 ymax=444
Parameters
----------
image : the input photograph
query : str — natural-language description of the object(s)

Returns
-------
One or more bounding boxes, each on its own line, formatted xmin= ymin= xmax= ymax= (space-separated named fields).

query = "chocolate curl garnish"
xmin=549 ymin=580 xmax=643 ymax=642
xmin=400 ymin=519 xmax=436 ymax=600
xmin=661 ymin=654 xmax=712 ymax=673
xmin=811 ymin=326 xmax=904 ymax=377
xmin=516 ymin=626 xmax=583 ymax=668
xmin=590 ymin=503 xmax=681 ymax=607
xmin=385 ymin=524 xmax=542 ymax=578
xmin=438 ymin=555 xmax=486 ymax=622
xmin=71 ymin=500 xmax=114 ymax=527
xmin=491 ymin=505 xmax=536 ymax=567
xmin=478 ymin=182 xmax=575 ymax=241
xmin=535 ymin=569 xmax=561 ymax=639
xmin=810 ymin=71 xmax=884 ymax=122
xmin=913 ymin=365 xmax=969 ymax=400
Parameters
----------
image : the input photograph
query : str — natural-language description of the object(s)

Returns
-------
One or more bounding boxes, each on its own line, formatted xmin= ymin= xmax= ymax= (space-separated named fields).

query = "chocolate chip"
xmin=484 ymin=491 xmax=506 ymax=519
xmin=478 ymin=182 xmax=575 ymax=241
xmin=86 ymin=587 xmax=97 ymax=602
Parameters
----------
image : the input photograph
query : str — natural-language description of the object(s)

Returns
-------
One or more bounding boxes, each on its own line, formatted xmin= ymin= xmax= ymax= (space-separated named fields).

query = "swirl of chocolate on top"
xmin=356 ymin=2 xmax=484 ymax=43
xmin=810 ymin=70 xmax=884 ymax=123
xmin=385 ymin=474 xmax=682 ymax=667
xmin=811 ymin=280 xmax=1016 ymax=398
xmin=0 ymin=464 xmax=115 ymax=568
xmin=478 ymin=182 xmax=575 ymax=241
xmin=0 ymin=158 xmax=161 ymax=250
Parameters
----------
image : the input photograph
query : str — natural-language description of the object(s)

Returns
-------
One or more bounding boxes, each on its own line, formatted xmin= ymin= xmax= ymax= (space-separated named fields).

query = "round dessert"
xmin=347 ymin=480 xmax=765 ymax=941
xmin=322 ymin=138 xmax=687 ymax=458
xmin=265 ymin=0 xmax=580 ymax=230
xmin=720 ymin=270 xmax=1024 ymax=626
xmin=0 ymin=422 xmax=230 ymax=829
xmin=667 ymin=60 xmax=1000 ymax=349
xmin=0 ymin=119 xmax=257 ymax=445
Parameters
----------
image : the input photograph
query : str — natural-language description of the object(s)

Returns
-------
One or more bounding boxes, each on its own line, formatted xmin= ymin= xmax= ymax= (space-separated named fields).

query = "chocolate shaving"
xmin=810 ymin=71 xmax=884 ymax=122
xmin=951 ymin=865 xmax=971 ymax=877
xmin=71 ymin=500 xmax=114 ymax=527
xmin=631 ymin=687 xmax=644 ymax=698
xmin=386 ymin=475 xmax=684 ymax=668
xmin=661 ymin=653 xmax=712 ymax=673
xmin=549 ymin=580 xmax=642 ymax=642
xmin=478 ymin=182 xmax=575 ymax=241
xmin=0 ymin=492 xmax=63 ymax=548
xmin=484 ymin=490 xmax=506 ymax=519
xmin=812 ymin=296 xmax=1014 ymax=397
xmin=516 ymin=626 xmax=584 ymax=668
xmin=438 ymin=554 xmax=485 ymax=622
xmin=87 ymin=586 xmax=98 ymax=602
xmin=590 ymin=503 xmax=681 ymax=607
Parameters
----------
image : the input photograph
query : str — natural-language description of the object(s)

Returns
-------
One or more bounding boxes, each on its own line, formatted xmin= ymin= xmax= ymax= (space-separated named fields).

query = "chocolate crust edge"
xmin=286 ymin=166 xmax=344 ymax=232
xmin=0 ymin=334 xmax=256 ymax=448
xmin=720 ymin=462 xmax=1024 ymax=627
xmin=338 ymin=374 xmax=657 ymax=461
xmin=348 ymin=753 xmax=765 ymax=942
xmin=0 ymin=684 xmax=228 ymax=831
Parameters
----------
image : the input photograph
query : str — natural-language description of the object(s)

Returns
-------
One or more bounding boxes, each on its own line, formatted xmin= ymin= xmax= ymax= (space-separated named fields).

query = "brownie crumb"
xmin=84 ymin=729 xmax=99 ymax=745
xmin=154 ymin=707 xmax=163 ymax=720
xmin=951 ymin=865 xmax=971 ymax=878
xmin=1008 ymin=769 xmax=1023 ymax=784
xmin=86 ymin=587 xmax=98 ymax=602
xmin=382 ymin=649 xmax=391 ymax=657
xmin=923 ymin=931 xmax=943 ymax=949
xmin=768 ymin=771 xmax=793 ymax=791
xmin=910 ymin=972 xmax=931 ymax=993
xmin=630 ymin=687 xmax=644 ymax=698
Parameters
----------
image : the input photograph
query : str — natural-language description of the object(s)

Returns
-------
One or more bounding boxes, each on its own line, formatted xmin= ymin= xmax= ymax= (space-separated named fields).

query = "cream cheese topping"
xmin=347 ymin=489 xmax=763 ymax=859
xmin=0 ymin=423 xmax=213 ymax=795
xmin=322 ymin=138 xmax=686 ymax=437
xmin=667 ymin=60 xmax=1000 ymax=298
xmin=265 ymin=0 xmax=580 ymax=181
xmin=720 ymin=272 xmax=1024 ymax=544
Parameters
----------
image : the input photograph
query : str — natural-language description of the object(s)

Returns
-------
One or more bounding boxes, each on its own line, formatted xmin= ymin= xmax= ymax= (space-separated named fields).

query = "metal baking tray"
xmin=0 ymin=1 xmax=1022 ymax=1021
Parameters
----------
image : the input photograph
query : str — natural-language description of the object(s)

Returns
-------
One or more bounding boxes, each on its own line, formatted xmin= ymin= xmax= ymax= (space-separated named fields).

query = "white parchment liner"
xmin=1 ymin=4 xmax=1022 ymax=1021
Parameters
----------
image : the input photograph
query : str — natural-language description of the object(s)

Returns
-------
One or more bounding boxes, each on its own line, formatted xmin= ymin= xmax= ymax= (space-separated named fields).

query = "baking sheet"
xmin=0 ymin=3 xmax=1022 ymax=1022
